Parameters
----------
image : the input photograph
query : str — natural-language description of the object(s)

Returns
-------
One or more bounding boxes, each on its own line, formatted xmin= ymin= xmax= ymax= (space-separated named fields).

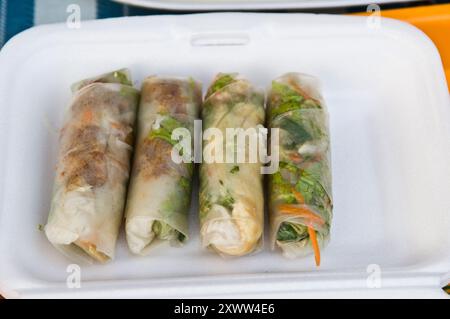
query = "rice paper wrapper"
xmin=268 ymin=72 xmax=333 ymax=259
xmin=45 ymin=69 xmax=139 ymax=263
xmin=125 ymin=76 xmax=201 ymax=255
xmin=70 ymin=68 xmax=133 ymax=92
xmin=199 ymin=73 xmax=265 ymax=257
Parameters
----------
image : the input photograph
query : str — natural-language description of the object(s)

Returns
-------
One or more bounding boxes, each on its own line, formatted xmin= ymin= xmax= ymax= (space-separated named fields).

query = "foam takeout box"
xmin=0 ymin=13 xmax=448 ymax=298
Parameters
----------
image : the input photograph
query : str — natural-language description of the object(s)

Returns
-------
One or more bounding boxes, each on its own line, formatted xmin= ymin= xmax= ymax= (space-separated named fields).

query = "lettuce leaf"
xmin=206 ymin=74 xmax=236 ymax=97
xmin=152 ymin=220 xmax=186 ymax=243
xmin=270 ymin=81 xmax=321 ymax=119
xmin=277 ymin=222 xmax=308 ymax=242
xmin=148 ymin=116 xmax=185 ymax=146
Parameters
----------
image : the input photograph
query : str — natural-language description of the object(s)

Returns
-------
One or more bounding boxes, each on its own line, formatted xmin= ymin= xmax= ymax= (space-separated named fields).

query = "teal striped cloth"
xmin=0 ymin=0 xmax=169 ymax=47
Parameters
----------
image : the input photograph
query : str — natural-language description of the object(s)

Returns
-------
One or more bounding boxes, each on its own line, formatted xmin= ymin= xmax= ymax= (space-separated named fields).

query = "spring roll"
xmin=200 ymin=73 xmax=265 ymax=256
xmin=45 ymin=69 xmax=139 ymax=262
xmin=268 ymin=73 xmax=332 ymax=265
xmin=125 ymin=76 xmax=201 ymax=255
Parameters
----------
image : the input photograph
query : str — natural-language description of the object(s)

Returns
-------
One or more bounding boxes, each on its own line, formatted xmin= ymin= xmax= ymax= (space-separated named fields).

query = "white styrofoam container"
xmin=112 ymin=0 xmax=419 ymax=11
xmin=0 ymin=13 xmax=449 ymax=299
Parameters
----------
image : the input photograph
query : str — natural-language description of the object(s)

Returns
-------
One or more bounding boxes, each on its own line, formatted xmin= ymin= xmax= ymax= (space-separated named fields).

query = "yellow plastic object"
xmin=354 ymin=4 xmax=450 ymax=91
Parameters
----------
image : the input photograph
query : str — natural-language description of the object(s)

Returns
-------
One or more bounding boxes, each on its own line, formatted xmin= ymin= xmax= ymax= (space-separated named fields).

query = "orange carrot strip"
xmin=308 ymin=226 xmax=320 ymax=266
xmin=278 ymin=204 xmax=325 ymax=226
xmin=82 ymin=110 xmax=93 ymax=123
xmin=289 ymin=152 xmax=302 ymax=162
xmin=278 ymin=203 xmax=323 ymax=266
xmin=288 ymin=78 xmax=320 ymax=104
xmin=111 ymin=122 xmax=122 ymax=130
xmin=292 ymin=188 xmax=305 ymax=204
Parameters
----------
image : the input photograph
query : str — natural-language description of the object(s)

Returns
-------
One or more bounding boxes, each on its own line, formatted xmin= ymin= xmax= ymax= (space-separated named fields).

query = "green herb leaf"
xmin=270 ymin=82 xmax=304 ymax=118
xmin=277 ymin=222 xmax=308 ymax=242
xmin=161 ymin=116 xmax=184 ymax=133
xmin=207 ymin=74 xmax=236 ymax=97
xmin=113 ymin=70 xmax=132 ymax=86
xmin=295 ymin=168 xmax=328 ymax=206
xmin=270 ymin=81 xmax=322 ymax=119
xmin=271 ymin=172 xmax=297 ymax=204
xmin=152 ymin=220 xmax=185 ymax=243
xmin=148 ymin=116 xmax=185 ymax=145
xmin=119 ymin=86 xmax=138 ymax=99
xmin=179 ymin=176 xmax=190 ymax=191
xmin=148 ymin=129 xmax=175 ymax=145
xmin=219 ymin=193 xmax=235 ymax=211
xmin=279 ymin=117 xmax=312 ymax=146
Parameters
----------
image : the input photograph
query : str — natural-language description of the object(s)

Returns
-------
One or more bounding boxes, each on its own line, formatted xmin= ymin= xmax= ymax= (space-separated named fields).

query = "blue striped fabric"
xmin=1 ymin=0 xmax=35 ymax=47
xmin=97 ymin=0 xmax=127 ymax=18
xmin=0 ymin=0 xmax=160 ymax=47
xmin=97 ymin=0 xmax=163 ymax=17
